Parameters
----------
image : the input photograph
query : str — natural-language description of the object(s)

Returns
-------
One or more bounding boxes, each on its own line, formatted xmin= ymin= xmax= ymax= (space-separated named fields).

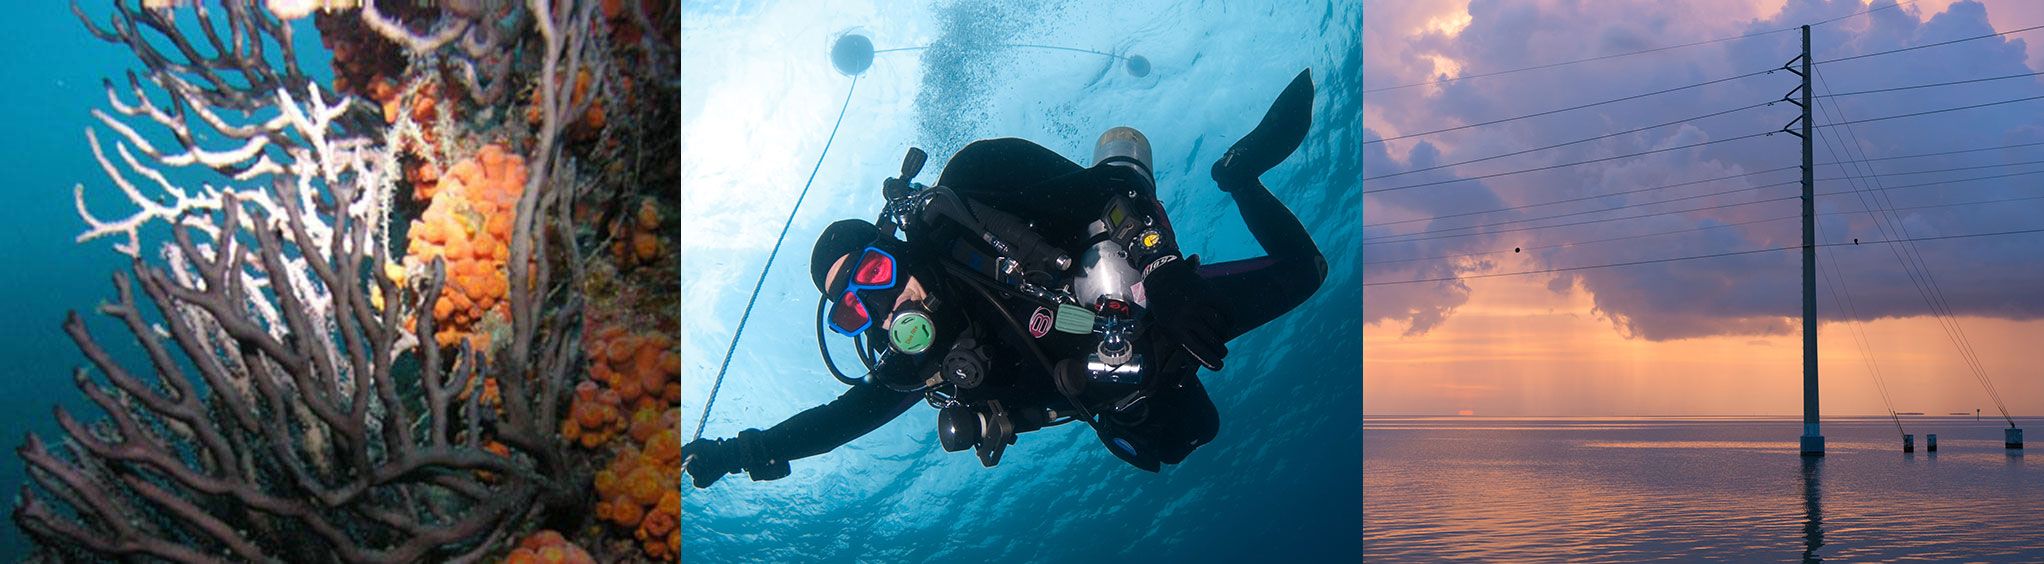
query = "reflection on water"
xmin=1801 ymin=457 xmax=1821 ymax=563
xmin=1364 ymin=417 xmax=2042 ymax=561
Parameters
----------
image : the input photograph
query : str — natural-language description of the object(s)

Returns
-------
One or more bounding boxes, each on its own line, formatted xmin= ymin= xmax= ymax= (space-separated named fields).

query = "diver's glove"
xmin=1143 ymin=257 xmax=1231 ymax=371
xmin=1212 ymin=68 xmax=1314 ymax=193
xmin=683 ymin=429 xmax=792 ymax=488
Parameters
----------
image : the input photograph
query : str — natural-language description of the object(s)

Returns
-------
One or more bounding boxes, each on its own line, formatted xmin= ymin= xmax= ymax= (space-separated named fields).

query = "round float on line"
xmin=1125 ymin=54 xmax=1151 ymax=78
xmin=832 ymin=32 xmax=875 ymax=76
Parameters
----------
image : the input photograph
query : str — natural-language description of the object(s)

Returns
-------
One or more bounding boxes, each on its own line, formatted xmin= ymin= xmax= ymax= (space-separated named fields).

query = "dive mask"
xmin=825 ymin=245 xmax=902 ymax=336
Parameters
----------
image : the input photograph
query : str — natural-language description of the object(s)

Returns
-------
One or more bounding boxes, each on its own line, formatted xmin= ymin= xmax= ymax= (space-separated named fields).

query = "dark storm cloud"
xmin=1365 ymin=0 xmax=2044 ymax=340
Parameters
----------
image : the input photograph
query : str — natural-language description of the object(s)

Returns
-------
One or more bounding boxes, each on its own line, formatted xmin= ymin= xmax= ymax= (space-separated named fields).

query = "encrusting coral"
xmin=14 ymin=0 xmax=678 ymax=561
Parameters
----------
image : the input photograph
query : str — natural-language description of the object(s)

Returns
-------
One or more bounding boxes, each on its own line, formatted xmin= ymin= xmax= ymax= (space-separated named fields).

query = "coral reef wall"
xmin=12 ymin=0 xmax=677 ymax=561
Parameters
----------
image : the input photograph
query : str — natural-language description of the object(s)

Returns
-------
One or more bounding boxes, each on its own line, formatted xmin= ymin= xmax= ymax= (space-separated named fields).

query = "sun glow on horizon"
xmin=1365 ymin=274 xmax=2044 ymax=417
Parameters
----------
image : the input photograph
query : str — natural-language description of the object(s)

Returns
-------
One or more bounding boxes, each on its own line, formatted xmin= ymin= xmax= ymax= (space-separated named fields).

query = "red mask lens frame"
xmin=827 ymin=291 xmax=872 ymax=336
xmin=848 ymin=247 xmax=897 ymax=291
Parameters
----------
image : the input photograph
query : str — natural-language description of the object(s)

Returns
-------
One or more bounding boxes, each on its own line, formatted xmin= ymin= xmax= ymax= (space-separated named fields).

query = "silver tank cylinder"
xmin=1073 ymin=239 xmax=1141 ymax=310
xmin=1093 ymin=126 xmax=1154 ymax=180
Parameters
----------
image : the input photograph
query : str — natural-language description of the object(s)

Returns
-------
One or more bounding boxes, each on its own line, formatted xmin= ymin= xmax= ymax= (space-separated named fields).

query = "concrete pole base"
xmin=1927 ymin=433 xmax=1937 ymax=452
xmin=2009 ymin=428 xmax=2025 ymax=449
xmin=1800 ymin=435 xmax=1825 ymax=456
xmin=1903 ymin=434 xmax=1914 ymax=453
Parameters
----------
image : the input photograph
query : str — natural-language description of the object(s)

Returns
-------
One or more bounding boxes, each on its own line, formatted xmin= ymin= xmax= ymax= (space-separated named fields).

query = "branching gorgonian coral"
xmin=14 ymin=0 xmax=611 ymax=561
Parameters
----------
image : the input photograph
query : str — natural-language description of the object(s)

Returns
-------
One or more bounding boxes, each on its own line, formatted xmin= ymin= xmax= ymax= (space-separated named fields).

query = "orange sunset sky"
xmin=1363 ymin=259 xmax=2044 ymax=415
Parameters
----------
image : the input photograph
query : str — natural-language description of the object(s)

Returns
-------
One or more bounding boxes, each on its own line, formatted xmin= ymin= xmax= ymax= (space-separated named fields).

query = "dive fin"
xmin=1212 ymin=68 xmax=1314 ymax=190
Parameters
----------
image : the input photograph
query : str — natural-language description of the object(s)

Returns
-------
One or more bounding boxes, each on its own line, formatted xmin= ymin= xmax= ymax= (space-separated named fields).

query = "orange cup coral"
xmin=591 ymin=426 xmax=683 ymax=560
xmin=611 ymin=197 xmax=667 ymax=267
xmin=403 ymin=144 xmax=528 ymax=351
xmin=505 ymin=530 xmax=596 ymax=564
xmin=561 ymin=381 xmax=626 ymax=448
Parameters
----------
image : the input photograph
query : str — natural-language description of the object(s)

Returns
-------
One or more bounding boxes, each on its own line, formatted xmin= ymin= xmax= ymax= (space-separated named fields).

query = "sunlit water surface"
xmin=1364 ymin=417 xmax=2044 ymax=561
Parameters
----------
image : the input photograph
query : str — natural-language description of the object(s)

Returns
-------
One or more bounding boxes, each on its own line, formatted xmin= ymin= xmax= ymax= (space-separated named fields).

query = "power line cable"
xmin=1812 ymin=71 xmax=2013 ymax=426
xmin=1815 ymin=69 xmax=2044 ymax=99
xmin=1364 ymin=213 xmax=1798 ymax=267
xmin=1365 ymin=166 xmax=2044 ymax=244
xmin=1368 ymin=93 xmax=2044 ymax=194
xmin=1843 ymin=139 xmax=2044 ymax=163
xmin=1369 ymin=184 xmax=1800 ymax=244
xmin=1365 ymin=193 xmax=1799 ymax=246
xmin=1364 ymin=132 xmax=1773 ymax=194
xmin=1365 ymin=167 xmax=2044 ymax=246
xmin=1812 ymin=67 xmax=2015 ymax=425
xmin=1813 ymin=121 xmax=2001 ymax=427
xmin=1814 ymin=216 xmax=1906 ymax=439
xmin=1369 ymin=156 xmax=2044 ymax=232
xmin=1364 ymin=191 xmax=2044 ymax=266
xmin=1367 ymin=140 xmax=2044 ymax=229
xmin=1812 ymin=67 xmax=2012 ymax=424
xmin=1364 ymin=100 xmax=1775 ymax=181
xmin=1817 ymin=23 xmax=2044 ymax=66
xmin=1813 ymin=92 xmax=2044 ymax=130
xmin=1367 ymin=69 xmax=1780 ymax=144
xmin=1366 ymin=166 xmax=1796 ymax=229
xmin=1362 ymin=226 xmax=2044 ymax=286
xmin=1362 ymin=0 xmax=1914 ymax=94
xmin=1812 ymin=124 xmax=1959 ymax=435
xmin=1368 ymin=61 xmax=2044 ymax=147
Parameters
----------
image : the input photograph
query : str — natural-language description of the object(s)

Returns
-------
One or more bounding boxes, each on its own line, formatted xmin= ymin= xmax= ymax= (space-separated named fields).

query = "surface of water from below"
xmin=1364 ymin=417 xmax=2044 ymax=561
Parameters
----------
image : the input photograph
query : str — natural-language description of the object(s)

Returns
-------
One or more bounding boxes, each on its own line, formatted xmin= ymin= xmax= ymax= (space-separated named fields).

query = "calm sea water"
xmin=1364 ymin=416 xmax=2044 ymax=561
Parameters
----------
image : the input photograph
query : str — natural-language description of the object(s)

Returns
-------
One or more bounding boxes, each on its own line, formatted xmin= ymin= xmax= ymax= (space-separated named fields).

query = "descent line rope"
xmin=690 ymin=76 xmax=861 ymax=459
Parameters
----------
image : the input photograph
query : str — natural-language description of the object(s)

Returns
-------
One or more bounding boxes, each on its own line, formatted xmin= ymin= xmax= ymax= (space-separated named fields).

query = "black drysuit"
xmin=746 ymin=137 xmax=1325 ymax=470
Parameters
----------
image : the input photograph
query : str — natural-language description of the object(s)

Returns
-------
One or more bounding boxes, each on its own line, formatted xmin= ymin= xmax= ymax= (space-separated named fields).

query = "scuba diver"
xmin=684 ymin=69 xmax=1326 ymax=487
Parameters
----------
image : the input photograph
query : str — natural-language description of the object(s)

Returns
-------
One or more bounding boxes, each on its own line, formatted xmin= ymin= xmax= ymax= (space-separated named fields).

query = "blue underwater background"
xmin=681 ymin=0 xmax=1362 ymax=561
xmin=0 ymin=4 xmax=338 ymax=557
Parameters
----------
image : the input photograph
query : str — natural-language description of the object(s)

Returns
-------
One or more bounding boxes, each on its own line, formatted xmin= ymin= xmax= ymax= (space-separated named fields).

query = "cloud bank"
xmin=1365 ymin=0 xmax=2044 ymax=340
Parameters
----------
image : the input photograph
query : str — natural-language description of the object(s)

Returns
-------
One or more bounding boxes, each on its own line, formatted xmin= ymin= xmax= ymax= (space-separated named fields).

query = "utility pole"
xmin=1794 ymin=25 xmax=1824 ymax=457
xmin=1780 ymin=27 xmax=1822 ymax=456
